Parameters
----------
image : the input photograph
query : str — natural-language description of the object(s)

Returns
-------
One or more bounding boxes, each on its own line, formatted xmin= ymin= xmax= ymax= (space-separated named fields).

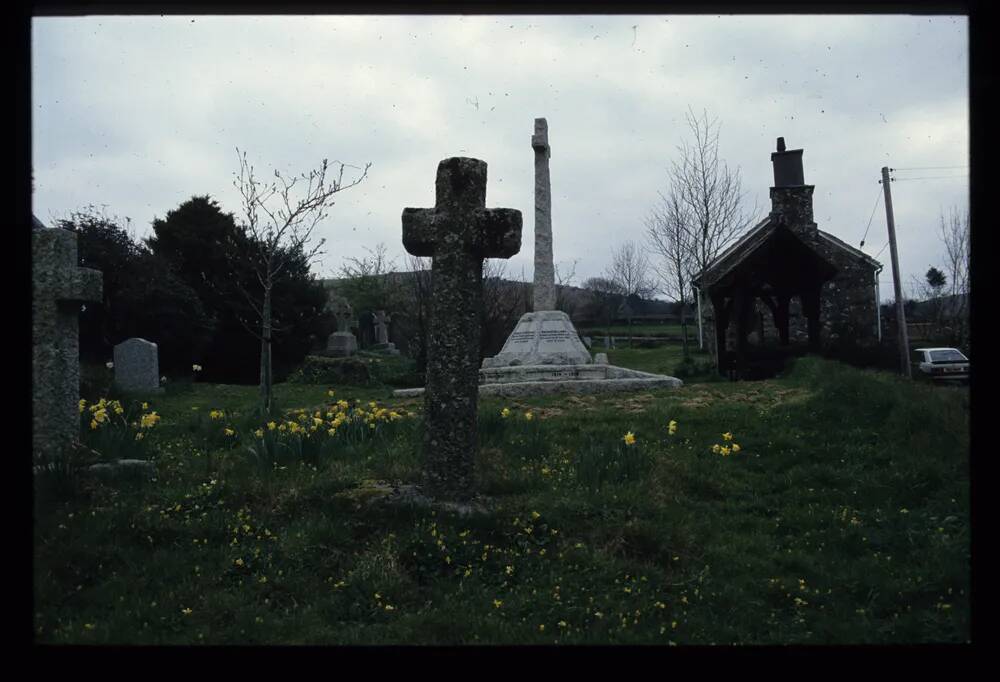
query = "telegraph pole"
xmin=881 ymin=166 xmax=911 ymax=378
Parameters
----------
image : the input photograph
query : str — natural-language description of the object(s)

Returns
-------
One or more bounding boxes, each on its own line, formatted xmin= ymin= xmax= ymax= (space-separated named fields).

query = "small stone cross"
xmin=373 ymin=310 xmax=391 ymax=345
xmin=402 ymin=157 xmax=522 ymax=501
xmin=32 ymin=227 xmax=103 ymax=463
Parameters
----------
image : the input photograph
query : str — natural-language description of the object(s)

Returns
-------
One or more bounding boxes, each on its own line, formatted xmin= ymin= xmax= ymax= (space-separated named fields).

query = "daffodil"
xmin=254 ymin=428 xmax=264 ymax=438
xmin=209 ymin=410 xmax=224 ymax=420
xmin=501 ymin=407 xmax=511 ymax=418
xmin=711 ymin=444 xmax=721 ymax=454
xmin=623 ymin=431 xmax=637 ymax=446
xmin=493 ymin=599 xmax=503 ymax=609
xmin=732 ymin=443 xmax=741 ymax=453
xmin=722 ymin=432 xmax=733 ymax=441
xmin=720 ymin=446 xmax=731 ymax=457
xmin=192 ymin=364 xmax=202 ymax=372
xmin=267 ymin=421 xmax=277 ymax=431
xmin=524 ymin=411 xmax=534 ymax=421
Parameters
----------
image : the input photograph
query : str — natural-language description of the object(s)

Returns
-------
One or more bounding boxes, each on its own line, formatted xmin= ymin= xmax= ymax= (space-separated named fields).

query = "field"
xmin=34 ymin=350 xmax=970 ymax=645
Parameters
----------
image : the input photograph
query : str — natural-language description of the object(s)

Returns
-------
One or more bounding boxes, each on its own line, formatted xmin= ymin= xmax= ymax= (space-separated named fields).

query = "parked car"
xmin=912 ymin=347 xmax=969 ymax=384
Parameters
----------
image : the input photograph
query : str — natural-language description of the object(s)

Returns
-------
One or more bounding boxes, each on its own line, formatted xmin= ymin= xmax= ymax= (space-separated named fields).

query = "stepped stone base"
xmin=393 ymin=363 xmax=682 ymax=398
xmin=482 ymin=310 xmax=592 ymax=368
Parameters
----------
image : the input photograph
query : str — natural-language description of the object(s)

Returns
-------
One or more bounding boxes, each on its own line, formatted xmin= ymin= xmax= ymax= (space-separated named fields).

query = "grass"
xmin=34 ymin=350 xmax=969 ymax=645
xmin=578 ymin=324 xmax=688 ymax=338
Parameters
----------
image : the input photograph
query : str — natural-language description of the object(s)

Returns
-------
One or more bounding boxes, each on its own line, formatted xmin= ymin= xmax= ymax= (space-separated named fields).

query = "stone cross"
xmin=373 ymin=310 xmax=391 ymax=345
xmin=32 ymin=227 xmax=103 ymax=463
xmin=532 ymin=117 xmax=556 ymax=312
xmin=402 ymin=157 xmax=522 ymax=501
xmin=329 ymin=297 xmax=354 ymax=333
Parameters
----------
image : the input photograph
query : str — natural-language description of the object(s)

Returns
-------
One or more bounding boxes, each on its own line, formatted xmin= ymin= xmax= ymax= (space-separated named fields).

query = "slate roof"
xmin=691 ymin=213 xmax=882 ymax=290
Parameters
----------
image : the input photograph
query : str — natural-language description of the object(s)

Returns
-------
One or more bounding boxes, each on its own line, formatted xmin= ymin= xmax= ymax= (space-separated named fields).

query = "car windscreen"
xmin=929 ymin=350 xmax=967 ymax=363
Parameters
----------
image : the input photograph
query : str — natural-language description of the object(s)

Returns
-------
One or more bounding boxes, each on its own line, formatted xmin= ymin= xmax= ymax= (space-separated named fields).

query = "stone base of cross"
xmin=402 ymin=157 xmax=522 ymax=501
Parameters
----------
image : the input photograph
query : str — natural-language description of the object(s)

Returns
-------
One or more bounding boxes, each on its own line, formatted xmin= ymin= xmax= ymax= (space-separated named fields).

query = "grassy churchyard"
xmin=34 ymin=348 xmax=969 ymax=645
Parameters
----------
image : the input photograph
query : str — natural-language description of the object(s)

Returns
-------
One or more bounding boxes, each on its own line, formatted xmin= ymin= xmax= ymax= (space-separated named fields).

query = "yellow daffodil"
xmin=79 ymin=399 xmax=86 ymax=413
xmin=732 ymin=443 xmax=741 ymax=453
xmin=209 ymin=410 xmax=224 ymax=420
xmin=90 ymin=419 xmax=98 ymax=430
xmin=720 ymin=446 xmax=731 ymax=457
xmin=192 ymin=364 xmax=202 ymax=372
xmin=711 ymin=444 xmax=721 ymax=454
xmin=501 ymin=407 xmax=511 ymax=418
xmin=524 ymin=411 xmax=534 ymax=421
xmin=623 ymin=431 xmax=637 ymax=446
xmin=327 ymin=390 xmax=335 ymax=397
xmin=267 ymin=421 xmax=276 ymax=430
xmin=722 ymin=432 xmax=733 ymax=441
xmin=493 ymin=599 xmax=503 ymax=609
xmin=254 ymin=429 xmax=264 ymax=438
xmin=141 ymin=402 xmax=149 ymax=410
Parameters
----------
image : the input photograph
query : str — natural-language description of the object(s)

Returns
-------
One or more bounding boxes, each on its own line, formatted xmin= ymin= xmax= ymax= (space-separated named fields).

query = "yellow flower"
xmin=210 ymin=410 xmax=224 ymax=420
xmin=313 ymin=417 xmax=323 ymax=428
xmin=623 ymin=431 xmax=637 ymax=446
xmin=235 ymin=558 xmax=244 ymax=567
xmin=79 ymin=399 xmax=86 ymax=413
xmin=328 ymin=428 xmax=336 ymax=437
xmin=732 ymin=443 xmax=741 ymax=453
xmin=135 ymin=432 xmax=144 ymax=441
xmin=181 ymin=607 xmax=193 ymax=615
xmin=140 ymin=412 xmax=161 ymax=429
xmin=142 ymin=402 xmax=149 ymax=410
xmin=531 ymin=511 xmax=540 ymax=520
xmin=327 ymin=390 xmax=335 ymax=397
xmin=722 ymin=432 xmax=733 ymax=441
xmin=267 ymin=421 xmax=277 ymax=430
xmin=278 ymin=423 xmax=287 ymax=432
xmin=90 ymin=419 xmax=98 ymax=430
xmin=254 ymin=429 xmax=264 ymax=438
xmin=711 ymin=444 xmax=721 ymax=454
xmin=538 ymin=624 xmax=545 ymax=632
xmin=84 ymin=623 xmax=96 ymax=630
xmin=668 ymin=420 xmax=678 ymax=435
xmin=720 ymin=446 xmax=731 ymax=457
xmin=224 ymin=428 xmax=235 ymax=437
xmin=524 ymin=411 xmax=534 ymax=421
xmin=493 ymin=599 xmax=503 ymax=609
xmin=501 ymin=407 xmax=511 ymax=418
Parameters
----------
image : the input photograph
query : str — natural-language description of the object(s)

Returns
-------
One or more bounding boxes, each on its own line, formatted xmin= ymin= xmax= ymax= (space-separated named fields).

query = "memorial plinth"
xmin=482 ymin=310 xmax=591 ymax=368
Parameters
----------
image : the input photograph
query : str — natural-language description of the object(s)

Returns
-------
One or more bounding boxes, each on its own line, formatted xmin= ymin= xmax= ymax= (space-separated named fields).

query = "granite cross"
xmin=32 ymin=226 xmax=103 ymax=463
xmin=402 ymin=157 xmax=522 ymax=501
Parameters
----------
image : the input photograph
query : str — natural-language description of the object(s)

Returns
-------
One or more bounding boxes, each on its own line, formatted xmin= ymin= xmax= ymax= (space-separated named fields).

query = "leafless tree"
xmin=336 ymin=242 xmax=400 ymax=345
xmin=939 ymin=206 xmax=970 ymax=350
xmin=604 ymin=240 xmax=657 ymax=343
xmin=481 ymin=260 xmax=529 ymax=359
xmin=554 ymin=258 xmax=580 ymax=317
xmin=232 ymin=147 xmax=370 ymax=414
xmin=582 ymin=276 xmax=625 ymax=331
xmin=646 ymin=188 xmax=695 ymax=357
xmin=671 ymin=107 xmax=757 ymax=281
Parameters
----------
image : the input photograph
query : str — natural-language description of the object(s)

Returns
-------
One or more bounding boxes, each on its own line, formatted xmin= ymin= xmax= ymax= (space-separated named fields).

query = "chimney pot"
xmin=777 ymin=137 xmax=786 ymax=152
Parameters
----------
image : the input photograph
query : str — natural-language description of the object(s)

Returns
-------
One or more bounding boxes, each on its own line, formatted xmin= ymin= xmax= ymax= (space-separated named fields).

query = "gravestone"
xmin=371 ymin=309 xmax=399 ymax=355
xmin=32 ymin=224 xmax=103 ymax=463
xmin=325 ymin=295 xmax=358 ymax=357
xmin=113 ymin=338 xmax=162 ymax=393
xmin=402 ymin=157 xmax=522 ymax=501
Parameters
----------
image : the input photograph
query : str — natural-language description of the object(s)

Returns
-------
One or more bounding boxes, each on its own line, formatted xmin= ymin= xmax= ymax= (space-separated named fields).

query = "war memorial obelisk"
xmin=482 ymin=118 xmax=593 ymax=368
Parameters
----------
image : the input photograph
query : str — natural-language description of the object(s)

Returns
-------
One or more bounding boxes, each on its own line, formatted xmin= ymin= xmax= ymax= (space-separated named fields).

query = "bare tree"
xmin=939 ymin=206 xmax=970 ymax=350
xmin=582 ymin=276 xmax=624 ymax=331
xmin=554 ymin=258 xmax=580 ymax=318
xmin=646 ymin=189 xmax=695 ymax=358
xmin=671 ymin=107 xmax=757 ymax=282
xmin=604 ymin=240 xmax=657 ymax=344
xmin=232 ymin=147 xmax=370 ymax=415
xmin=482 ymin=260 xmax=529 ymax=359
xmin=336 ymin=242 xmax=400 ymax=345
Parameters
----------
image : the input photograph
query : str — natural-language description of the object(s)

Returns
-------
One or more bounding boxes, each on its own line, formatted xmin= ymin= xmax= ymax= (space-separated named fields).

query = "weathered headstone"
xmin=371 ymin=309 xmax=400 ymax=355
xmin=373 ymin=310 xmax=391 ymax=345
xmin=325 ymin=295 xmax=358 ymax=357
xmin=32 ymin=224 xmax=102 ymax=463
xmin=402 ymin=157 xmax=522 ymax=501
xmin=113 ymin=338 xmax=162 ymax=393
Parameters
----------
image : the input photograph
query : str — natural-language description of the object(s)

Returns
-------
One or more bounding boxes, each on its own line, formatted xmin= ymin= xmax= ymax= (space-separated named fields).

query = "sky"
xmin=31 ymin=13 xmax=969 ymax=302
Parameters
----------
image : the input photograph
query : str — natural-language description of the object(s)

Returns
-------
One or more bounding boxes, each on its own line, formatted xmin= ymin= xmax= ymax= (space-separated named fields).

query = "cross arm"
xmin=401 ymin=208 xmax=438 ymax=257
xmin=475 ymin=208 xmax=523 ymax=259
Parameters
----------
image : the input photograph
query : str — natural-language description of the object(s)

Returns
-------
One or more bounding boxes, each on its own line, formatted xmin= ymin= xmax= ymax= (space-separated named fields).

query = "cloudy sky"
xmin=31 ymin=13 xmax=968 ymax=301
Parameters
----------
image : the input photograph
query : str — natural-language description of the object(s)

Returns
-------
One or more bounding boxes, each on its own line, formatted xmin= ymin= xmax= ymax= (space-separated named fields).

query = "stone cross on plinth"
xmin=32 ymin=227 xmax=103 ymax=463
xmin=402 ymin=157 xmax=522 ymax=501
xmin=532 ymin=117 xmax=556 ymax=312
xmin=373 ymin=310 xmax=391 ymax=345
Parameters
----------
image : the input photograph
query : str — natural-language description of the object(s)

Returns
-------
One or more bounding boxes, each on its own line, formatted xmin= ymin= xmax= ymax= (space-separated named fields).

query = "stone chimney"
xmin=769 ymin=137 xmax=816 ymax=233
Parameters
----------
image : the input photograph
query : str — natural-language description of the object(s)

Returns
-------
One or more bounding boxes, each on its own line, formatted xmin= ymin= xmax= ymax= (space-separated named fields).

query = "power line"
xmin=891 ymin=165 xmax=968 ymax=171
xmin=859 ymin=186 xmax=882 ymax=248
xmin=892 ymin=175 xmax=969 ymax=181
xmin=874 ymin=241 xmax=889 ymax=259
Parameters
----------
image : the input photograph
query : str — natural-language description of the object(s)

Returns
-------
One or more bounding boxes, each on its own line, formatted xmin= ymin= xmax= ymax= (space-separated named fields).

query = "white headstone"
xmin=114 ymin=338 xmax=161 ymax=393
